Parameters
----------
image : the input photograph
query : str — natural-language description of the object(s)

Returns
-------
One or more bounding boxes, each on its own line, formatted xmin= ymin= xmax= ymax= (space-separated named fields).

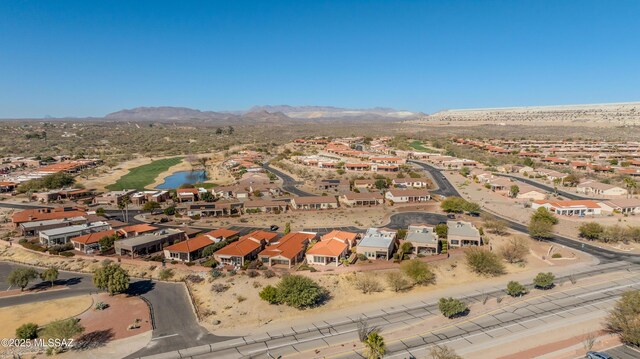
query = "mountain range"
xmin=104 ymin=105 xmax=425 ymax=122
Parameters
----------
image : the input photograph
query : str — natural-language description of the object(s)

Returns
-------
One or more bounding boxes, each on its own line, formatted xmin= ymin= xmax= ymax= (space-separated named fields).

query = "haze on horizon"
xmin=1 ymin=0 xmax=640 ymax=118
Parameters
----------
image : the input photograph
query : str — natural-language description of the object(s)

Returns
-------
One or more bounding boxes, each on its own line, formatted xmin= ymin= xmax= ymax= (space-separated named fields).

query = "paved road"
xmin=263 ymin=163 xmax=313 ymax=196
xmin=385 ymin=212 xmax=448 ymax=229
xmin=599 ymin=344 xmax=640 ymax=359
xmin=495 ymin=173 xmax=596 ymax=200
xmin=408 ymin=160 xmax=460 ymax=197
xmin=0 ymin=261 xmax=227 ymax=356
xmin=147 ymin=263 xmax=640 ymax=359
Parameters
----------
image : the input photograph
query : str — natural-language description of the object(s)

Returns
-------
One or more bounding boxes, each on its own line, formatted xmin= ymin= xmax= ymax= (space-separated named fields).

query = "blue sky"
xmin=1 ymin=0 xmax=639 ymax=118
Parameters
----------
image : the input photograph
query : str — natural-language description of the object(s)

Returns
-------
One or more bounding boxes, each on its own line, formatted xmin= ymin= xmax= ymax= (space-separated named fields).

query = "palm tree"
xmin=118 ymin=196 xmax=131 ymax=222
xmin=623 ymin=177 xmax=637 ymax=197
xmin=364 ymin=332 xmax=385 ymax=359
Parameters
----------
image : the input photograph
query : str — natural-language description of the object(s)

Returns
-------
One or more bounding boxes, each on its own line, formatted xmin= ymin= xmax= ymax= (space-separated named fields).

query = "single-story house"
xmin=353 ymin=179 xmax=376 ymax=190
xmin=213 ymin=230 xmax=278 ymax=267
xmin=536 ymin=169 xmax=568 ymax=182
xmin=201 ymin=228 xmax=240 ymax=243
xmin=176 ymin=188 xmax=199 ymax=202
xmin=513 ymin=184 xmax=547 ymax=201
xmin=316 ymin=179 xmax=350 ymax=192
xmin=19 ymin=216 xmax=88 ymax=236
xmin=576 ymin=181 xmax=628 ymax=197
xmin=11 ymin=207 xmax=87 ymax=227
xmin=39 ymin=221 xmax=111 ymax=246
xmin=0 ymin=181 xmax=17 ymax=192
xmin=598 ymin=198 xmax=640 ymax=215
xmin=489 ymin=178 xmax=513 ymax=192
xmin=405 ymin=225 xmax=440 ymax=255
xmin=306 ymin=230 xmax=359 ymax=266
xmin=71 ymin=229 xmax=117 ymax=254
xmin=258 ymin=232 xmax=316 ymax=268
xmin=243 ymin=200 xmax=287 ymax=213
xmin=356 ymin=228 xmax=397 ymax=260
xmin=163 ymin=235 xmax=217 ymax=262
xmin=392 ymin=178 xmax=430 ymax=188
xmin=115 ymin=228 xmax=186 ymax=258
xmin=384 ymin=189 xmax=430 ymax=203
xmin=93 ymin=189 xmax=136 ymax=206
xmin=532 ymin=200 xmax=602 ymax=216
xmin=339 ymin=192 xmax=384 ymax=207
xmin=117 ymin=224 xmax=159 ymax=238
xmin=447 ymin=221 xmax=482 ymax=248
xmin=290 ymin=196 xmax=339 ymax=210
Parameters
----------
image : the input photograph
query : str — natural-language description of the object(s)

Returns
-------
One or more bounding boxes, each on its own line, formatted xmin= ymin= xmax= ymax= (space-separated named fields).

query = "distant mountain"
xmin=103 ymin=105 xmax=423 ymax=122
xmin=248 ymin=105 xmax=424 ymax=119
xmin=105 ymin=106 xmax=235 ymax=121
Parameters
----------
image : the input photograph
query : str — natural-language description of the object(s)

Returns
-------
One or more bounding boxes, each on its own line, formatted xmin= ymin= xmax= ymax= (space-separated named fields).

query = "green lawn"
xmin=106 ymin=157 xmax=184 ymax=191
xmin=409 ymin=140 xmax=437 ymax=152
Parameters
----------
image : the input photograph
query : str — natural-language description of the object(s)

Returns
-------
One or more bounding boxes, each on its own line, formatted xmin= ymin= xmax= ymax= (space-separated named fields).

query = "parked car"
xmin=447 ymin=214 xmax=456 ymax=219
xmin=270 ymin=225 xmax=279 ymax=231
xmin=586 ymin=352 xmax=613 ymax=359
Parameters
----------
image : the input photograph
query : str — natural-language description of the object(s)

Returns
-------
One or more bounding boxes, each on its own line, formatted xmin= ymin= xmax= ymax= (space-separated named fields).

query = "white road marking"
xmin=152 ymin=333 xmax=179 ymax=341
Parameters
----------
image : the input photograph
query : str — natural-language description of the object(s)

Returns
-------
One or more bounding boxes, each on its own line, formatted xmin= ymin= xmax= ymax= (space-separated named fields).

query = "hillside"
xmin=419 ymin=102 xmax=640 ymax=126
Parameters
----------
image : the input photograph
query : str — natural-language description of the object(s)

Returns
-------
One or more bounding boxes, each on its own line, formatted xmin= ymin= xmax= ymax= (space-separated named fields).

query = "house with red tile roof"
xmin=117 ymin=224 xmax=158 ymax=237
xmin=213 ymin=230 xmax=278 ymax=267
xmin=532 ymin=200 xmax=602 ymax=216
xmin=11 ymin=207 xmax=87 ymax=227
xmin=70 ymin=229 xmax=117 ymax=254
xmin=201 ymin=228 xmax=240 ymax=242
xmin=306 ymin=230 xmax=359 ymax=266
xmin=259 ymin=231 xmax=316 ymax=268
xmin=0 ymin=181 xmax=17 ymax=192
xmin=339 ymin=192 xmax=384 ymax=207
xmin=176 ymin=188 xmax=199 ymax=202
xmin=163 ymin=235 xmax=217 ymax=262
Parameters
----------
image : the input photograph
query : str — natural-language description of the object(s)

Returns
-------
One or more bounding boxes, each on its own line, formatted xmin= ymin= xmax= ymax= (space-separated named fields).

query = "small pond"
xmin=156 ymin=170 xmax=208 ymax=189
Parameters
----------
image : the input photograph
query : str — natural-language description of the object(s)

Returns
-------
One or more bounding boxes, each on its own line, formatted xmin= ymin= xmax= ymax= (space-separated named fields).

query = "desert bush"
xmin=353 ymin=274 xmax=384 ymax=294
xmin=400 ymin=259 xmax=436 ymax=285
xmin=385 ymin=272 xmax=412 ymax=292
xmin=506 ymin=281 xmax=527 ymax=297
xmin=438 ymin=297 xmax=468 ymax=318
xmin=533 ymin=272 xmax=555 ymax=289
xmin=465 ymin=248 xmax=505 ymax=276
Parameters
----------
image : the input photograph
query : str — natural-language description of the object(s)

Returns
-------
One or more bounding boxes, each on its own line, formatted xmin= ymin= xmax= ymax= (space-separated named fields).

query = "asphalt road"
xmin=494 ymin=173 xmax=596 ymax=200
xmin=161 ymin=263 xmax=640 ymax=359
xmin=0 ymin=261 xmax=226 ymax=357
xmin=263 ymin=163 xmax=313 ymax=196
xmin=599 ymin=344 xmax=640 ymax=359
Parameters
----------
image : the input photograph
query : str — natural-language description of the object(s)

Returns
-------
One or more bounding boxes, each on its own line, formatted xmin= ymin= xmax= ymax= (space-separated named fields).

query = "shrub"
xmin=211 ymin=283 xmax=230 ymax=293
xmin=262 ymin=269 xmax=276 ymax=278
xmin=579 ymin=222 xmax=604 ymax=241
xmin=430 ymin=345 xmax=463 ymax=359
xmin=92 ymin=263 xmax=129 ymax=295
xmin=16 ymin=323 xmax=38 ymax=339
xmin=259 ymin=275 xmax=327 ymax=309
xmin=247 ymin=270 xmax=259 ymax=278
xmin=533 ymin=272 xmax=555 ymax=289
xmin=605 ymin=290 xmax=640 ymax=346
xmin=94 ymin=301 xmax=109 ymax=310
xmin=400 ymin=259 xmax=436 ymax=285
xmin=506 ymin=281 xmax=527 ymax=297
xmin=259 ymin=285 xmax=279 ymax=303
xmin=499 ymin=237 xmax=529 ymax=264
xmin=40 ymin=318 xmax=83 ymax=346
xmin=201 ymin=258 xmax=217 ymax=268
xmin=551 ymin=253 xmax=562 ymax=258
xmin=385 ymin=272 xmax=412 ymax=292
xmin=158 ymin=268 xmax=174 ymax=280
xmin=438 ymin=297 xmax=468 ymax=318
xmin=185 ymin=274 xmax=204 ymax=283
xmin=236 ymin=295 xmax=247 ymax=303
xmin=59 ymin=251 xmax=75 ymax=257
xmin=465 ymin=248 xmax=505 ymax=276
xmin=210 ymin=269 xmax=224 ymax=279
xmin=353 ymin=274 xmax=384 ymax=294
xmin=357 ymin=253 xmax=368 ymax=261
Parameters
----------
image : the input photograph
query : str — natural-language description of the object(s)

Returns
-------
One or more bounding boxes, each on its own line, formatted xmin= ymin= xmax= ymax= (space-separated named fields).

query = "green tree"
xmin=364 ymin=331 xmax=386 ymax=359
xmin=528 ymin=218 xmax=554 ymax=239
xmin=284 ymin=222 xmax=291 ymax=235
xmin=440 ymin=197 xmax=467 ymax=213
xmin=531 ymin=207 xmax=558 ymax=225
xmin=506 ymin=281 xmax=527 ymax=297
xmin=523 ymin=158 xmax=535 ymax=167
xmin=374 ymin=178 xmax=388 ymax=190
xmin=510 ymin=185 xmax=520 ymax=198
xmin=460 ymin=166 xmax=471 ymax=177
xmin=605 ymin=290 xmax=640 ymax=346
xmin=95 ymin=207 xmax=106 ymax=217
xmin=499 ymin=237 xmax=529 ymax=264
xmin=200 ymin=191 xmax=215 ymax=202
xmin=16 ymin=323 xmax=39 ymax=340
xmin=465 ymin=248 xmax=505 ymax=276
xmin=462 ymin=201 xmax=481 ymax=214
xmin=163 ymin=205 xmax=176 ymax=216
xmin=98 ymin=234 xmax=118 ymax=252
xmin=401 ymin=259 xmax=436 ymax=285
xmin=92 ymin=263 xmax=130 ymax=295
xmin=435 ymin=223 xmax=448 ymax=238
xmin=438 ymin=297 xmax=468 ymax=318
xmin=579 ymin=222 xmax=605 ymax=241
xmin=142 ymin=201 xmax=161 ymax=211
xmin=7 ymin=267 xmax=39 ymax=291
xmin=533 ymin=272 xmax=555 ymax=289
xmin=40 ymin=267 xmax=59 ymax=287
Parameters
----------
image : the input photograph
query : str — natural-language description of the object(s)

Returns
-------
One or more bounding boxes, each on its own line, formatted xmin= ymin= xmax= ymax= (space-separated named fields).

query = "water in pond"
xmin=156 ymin=170 xmax=208 ymax=189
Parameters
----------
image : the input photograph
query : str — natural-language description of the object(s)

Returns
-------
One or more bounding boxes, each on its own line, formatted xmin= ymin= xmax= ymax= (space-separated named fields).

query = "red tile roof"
xmin=259 ymin=232 xmax=316 ymax=260
xmin=11 ymin=208 xmax=87 ymax=224
xmin=165 ymin=235 xmax=214 ymax=253
xmin=204 ymin=228 xmax=239 ymax=239
xmin=71 ymin=230 xmax=117 ymax=245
